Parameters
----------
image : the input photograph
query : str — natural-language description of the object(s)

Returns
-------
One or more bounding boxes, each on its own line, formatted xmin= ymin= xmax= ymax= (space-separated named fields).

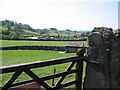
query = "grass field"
xmin=2 ymin=50 xmax=75 ymax=66
xmin=1 ymin=40 xmax=65 ymax=47
xmin=1 ymin=50 xmax=86 ymax=88
xmin=1 ymin=40 xmax=87 ymax=88
xmin=1 ymin=40 xmax=88 ymax=47
xmin=1 ymin=50 xmax=79 ymax=87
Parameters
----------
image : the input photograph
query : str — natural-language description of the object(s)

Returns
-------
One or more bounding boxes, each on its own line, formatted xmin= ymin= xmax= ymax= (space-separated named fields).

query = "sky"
xmin=118 ymin=1 xmax=120 ymax=29
xmin=0 ymin=0 xmax=119 ymax=30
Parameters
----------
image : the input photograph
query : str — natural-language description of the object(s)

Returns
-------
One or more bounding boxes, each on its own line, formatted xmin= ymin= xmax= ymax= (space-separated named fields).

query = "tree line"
xmin=0 ymin=20 xmax=91 ymax=40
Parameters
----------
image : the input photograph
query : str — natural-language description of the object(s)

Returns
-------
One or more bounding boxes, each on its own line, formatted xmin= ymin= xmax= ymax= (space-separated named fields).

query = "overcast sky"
xmin=0 ymin=0 xmax=119 ymax=30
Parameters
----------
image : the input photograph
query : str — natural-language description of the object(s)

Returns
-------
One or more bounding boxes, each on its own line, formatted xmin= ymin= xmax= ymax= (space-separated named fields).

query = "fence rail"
xmin=0 ymin=48 xmax=85 ymax=90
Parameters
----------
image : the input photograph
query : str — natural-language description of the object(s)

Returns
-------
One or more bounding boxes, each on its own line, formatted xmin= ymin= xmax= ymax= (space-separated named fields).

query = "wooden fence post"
xmin=76 ymin=48 xmax=85 ymax=90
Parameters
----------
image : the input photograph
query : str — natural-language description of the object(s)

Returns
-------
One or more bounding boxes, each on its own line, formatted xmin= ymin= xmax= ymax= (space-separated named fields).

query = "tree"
xmin=66 ymin=29 xmax=71 ymax=32
xmin=7 ymin=23 xmax=11 ymax=31
xmin=40 ymin=28 xmax=49 ymax=35
xmin=14 ymin=23 xmax=23 ymax=33
xmin=1 ymin=21 xmax=5 ymax=26
xmin=2 ymin=29 xmax=10 ymax=35
xmin=49 ymin=28 xmax=57 ymax=31
xmin=80 ymin=32 xmax=91 ymax=37
xmin=10 ymin=32 xmax=20 ymax=39
xmin=2 ymin=35 xmax=11 ymax=39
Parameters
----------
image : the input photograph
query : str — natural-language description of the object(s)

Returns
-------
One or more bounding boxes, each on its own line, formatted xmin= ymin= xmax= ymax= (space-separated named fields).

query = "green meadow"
xmin=1 ymin=40 xmax=65 ymax=47
xmin=2 ymin=50 xmax=75 ymax=66
xmin=1 ymin=50 xmax=78 ymax=87
xmin=1 ymin=40 xmax=87 ymax=88
xmin=1 ymin=40 xmax=88 ymax=47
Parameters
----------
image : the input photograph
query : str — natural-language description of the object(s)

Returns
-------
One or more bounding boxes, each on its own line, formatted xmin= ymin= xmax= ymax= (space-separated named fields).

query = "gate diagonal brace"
xmin=2 ymin=70 xmax=23 ymax=90
xmin=24 ymin=68 xmax=51 ymax=89
xmin=56 ymin=61 xmax=76 ymax=86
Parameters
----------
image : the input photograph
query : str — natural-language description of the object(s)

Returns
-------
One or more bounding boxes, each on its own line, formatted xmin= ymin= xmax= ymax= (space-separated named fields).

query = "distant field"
xmin=1 ymin=40 xmax=88 ymax=47
xmin=1 ymin=40 xmax=65 ymax=47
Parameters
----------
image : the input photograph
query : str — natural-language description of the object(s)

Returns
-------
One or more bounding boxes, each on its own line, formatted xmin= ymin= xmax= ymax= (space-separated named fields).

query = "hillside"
xmin=0 ymin=20 xmax=90 ymax=40
xmin=0 ymin=20 xmax=39 ymax=39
